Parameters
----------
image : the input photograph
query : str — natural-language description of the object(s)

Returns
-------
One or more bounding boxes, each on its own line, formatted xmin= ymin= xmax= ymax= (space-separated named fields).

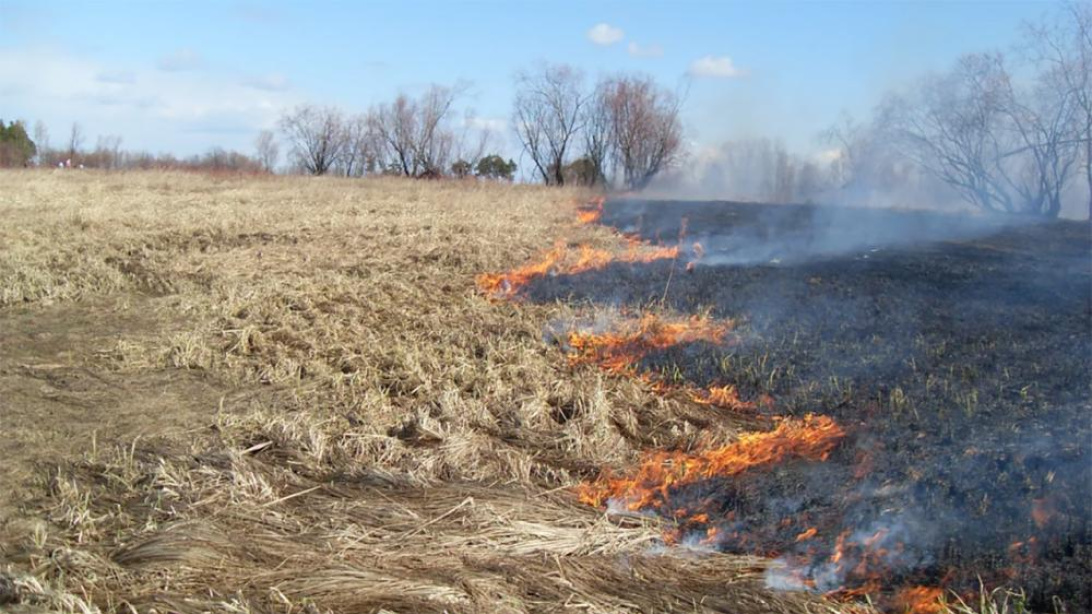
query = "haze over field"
xmin=1 ymin=2 xmax=1090 ymax=613
xmin=3 ymin=0 xmax=1090 ymax=218
xmin=2 ymin=1 xmax=1038 ymax=155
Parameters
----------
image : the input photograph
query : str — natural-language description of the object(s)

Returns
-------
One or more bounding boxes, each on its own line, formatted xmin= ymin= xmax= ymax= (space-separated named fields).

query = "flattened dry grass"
xmin=0 ymin=170 xmax=813 ymax=613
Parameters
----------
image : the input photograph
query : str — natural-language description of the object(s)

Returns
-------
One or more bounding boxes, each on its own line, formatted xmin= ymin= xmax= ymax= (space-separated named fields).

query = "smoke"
xmin=765 ymin=513 xmax=936 ymax=593
xmin=524 ymin=196 xmax=1091 ymax=608
xmin=642 ymin=138 xmax=976 ymax=214
xmin=642 ymin=131 xmax=1090 ymax=222
xmin=602 ymin=198 xmax=1012 ymax=269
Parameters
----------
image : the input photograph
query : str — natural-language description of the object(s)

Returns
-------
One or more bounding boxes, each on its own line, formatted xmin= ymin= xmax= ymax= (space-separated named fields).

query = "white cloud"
xmin=242 ymin=73 xmax=291 ymax=92
xmin=157 ymin=48 xmax=204 ymax=72
xmin=587 ymin=23 xmax=624 ymax=46
xmin=0 ymin=46 xmax=301 ymax=154
xmin=688 ymin=55 xmax=747 ymax=78
xmin=95 ymin=70 xmax=136 ymax=84
xmin=627 ymin=42 xmax=663 ymax=58
xmin=233 ymin=3 xmax=280 ymax=24
xmin=465 ymin=117 xmax=507 ymax=133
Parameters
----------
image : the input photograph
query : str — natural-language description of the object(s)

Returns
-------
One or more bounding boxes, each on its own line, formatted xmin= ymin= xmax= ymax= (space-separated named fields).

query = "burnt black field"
xmin=529 ymin=200 xmax=1092 ymax=611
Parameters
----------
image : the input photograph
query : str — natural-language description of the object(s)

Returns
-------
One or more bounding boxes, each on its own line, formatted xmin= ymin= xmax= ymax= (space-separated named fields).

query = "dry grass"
xmin=0 ymin=170 xmax=824 ymax=613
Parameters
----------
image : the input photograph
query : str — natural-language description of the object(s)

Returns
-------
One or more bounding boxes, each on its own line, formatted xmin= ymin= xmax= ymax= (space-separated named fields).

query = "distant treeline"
xmin=0 ymin=118 xmax=265 ymax=173
xmin=4 ymin=4 xmax=1087 ymax=219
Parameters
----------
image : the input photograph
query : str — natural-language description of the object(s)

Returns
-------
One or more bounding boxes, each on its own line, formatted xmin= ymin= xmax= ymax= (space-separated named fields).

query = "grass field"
xmin=0 ymin=170 xmax=1087 ymax=614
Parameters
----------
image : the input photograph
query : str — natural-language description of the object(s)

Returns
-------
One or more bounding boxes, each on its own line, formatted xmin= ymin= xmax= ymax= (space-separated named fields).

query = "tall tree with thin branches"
xmin=254 ymin=129 xmax=280 ymax=173
xmin=1022 ymin=1 xmax=1092 ymax=219
xmin=598 ymin=75 xmax=684 ymax=190
xmin=368 ymin=85 xmax=462 ymax=177
xmin=512 ymin=64 xmax=587 ymax=185
xmin=278 ymin=105 xmax=346 ymax=176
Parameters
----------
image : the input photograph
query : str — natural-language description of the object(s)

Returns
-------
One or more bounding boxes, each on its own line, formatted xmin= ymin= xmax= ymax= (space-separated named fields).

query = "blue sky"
xmin=0 ymin=0 xmax=1057 ymax=160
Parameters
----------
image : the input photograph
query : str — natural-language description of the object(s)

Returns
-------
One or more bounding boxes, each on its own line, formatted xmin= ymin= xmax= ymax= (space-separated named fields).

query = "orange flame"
xmin=1031 ymin=498 xmax=1054 ymax=529
xmin=476 ymin=241 xmax=566 ymax=297
xmin=576 ymin=197 xmax=605 ymax=225
xmin=688 ymin=384 xmax=756 ymax=411
xmin=476 ymin=242 xmax=680 ymax=298
xmin=567 ymin=313 xmax=734 ymax=376
xmin=577 ymin=414 xmax=845 ymax=509
xmin=795 ymin=527 xmax=819 ymax=542
xmin=893 ymin=586 xmax=945 ymax=614
xmin=686 ymin=242 xmax=706 ymax=272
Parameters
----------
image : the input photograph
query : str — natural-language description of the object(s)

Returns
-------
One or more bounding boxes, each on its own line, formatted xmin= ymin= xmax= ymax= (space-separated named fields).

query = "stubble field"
xmin=0 ymin=171 xmax=1087 ymax=614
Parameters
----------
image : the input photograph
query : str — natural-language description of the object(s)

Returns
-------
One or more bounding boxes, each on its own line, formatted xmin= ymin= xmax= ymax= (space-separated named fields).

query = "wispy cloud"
xmin=627 ymin=41 xmax=663 ymax=58
xmin=465 ymin=117 xmax=507 ymax=133
xmin=0 ymin=3 xmax=48 ymax=35
xmin=233 ymin=2 xmax=280 ymax=24
xmin=360 ymin=60 xmax=389 ymax=72
xmin=242 ymin=73 xmax=291 ymax=92
xmin=0 ymin=46 xmax=299 ymax=153
xmin=96 ymin=70 xmax=136 ymax=84
xmin=157 ymin=48 xmax=204 ymax=72
xmin=688 ymin=55 xmax=747 ymax=78
xmin=587 ymin=23 xmax=624 ymax=46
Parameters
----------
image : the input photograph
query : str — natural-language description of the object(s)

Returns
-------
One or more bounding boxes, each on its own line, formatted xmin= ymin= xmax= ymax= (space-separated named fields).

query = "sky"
xmin=0 ymin=0 xmax=1059 ymax=161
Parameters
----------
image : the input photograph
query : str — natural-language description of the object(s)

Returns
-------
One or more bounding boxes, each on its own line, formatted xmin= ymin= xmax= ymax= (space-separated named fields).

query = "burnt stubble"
xmin=530 ymin=200 xmax=1092 ymax=611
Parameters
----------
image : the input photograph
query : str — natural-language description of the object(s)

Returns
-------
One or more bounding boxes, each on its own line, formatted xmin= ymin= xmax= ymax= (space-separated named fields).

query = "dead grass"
xmin=0 ymin=170 xmax=820 ymax=613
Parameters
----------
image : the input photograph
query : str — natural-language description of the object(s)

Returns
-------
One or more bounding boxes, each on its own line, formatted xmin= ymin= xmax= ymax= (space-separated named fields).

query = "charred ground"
xmin=1 ymin=173 xmax=1088 ymax=614
xmin=528 ymin=200 xmax=1092 ymax=610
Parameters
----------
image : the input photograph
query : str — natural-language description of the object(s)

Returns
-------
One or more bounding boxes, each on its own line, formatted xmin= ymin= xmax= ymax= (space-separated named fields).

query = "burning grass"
xmin=576 ymin=414 xmax=844 ymax=510
xmin=565 ymin=312 xmax=735 ymax=375
xmin=0 ymin=171 xmax=854 ymax=614
xmin=476 ymin=240 xmax=681 ymax=299
xmin=1 ymin=171 xmax=1086 ymax=613
xmin=527 ymin=199 xmax=1092 ymax=612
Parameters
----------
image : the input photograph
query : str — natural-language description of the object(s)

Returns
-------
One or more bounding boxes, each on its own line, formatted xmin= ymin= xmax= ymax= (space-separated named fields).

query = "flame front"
xmin=577 ymin=414 xmax=845 ymax=509
xmin=476 ymin=242 xmax=679 ymax=298
xmin=567 ymin=313 xmax=734 ymax=375
xmin=688 ymin=384 xmax=755 ymax=411
xmin=893 ymin=586 xmax=945 ymax=614
xmin=576 ymin=197 xmax=605 ymax=225
xmin=476 ymin=197 xmax=1018 ymax=612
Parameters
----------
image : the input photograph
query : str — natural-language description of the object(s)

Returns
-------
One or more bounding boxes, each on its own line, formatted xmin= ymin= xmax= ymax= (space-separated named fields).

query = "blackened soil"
xmin=528 ymin=200 xmax=1092 ymax=611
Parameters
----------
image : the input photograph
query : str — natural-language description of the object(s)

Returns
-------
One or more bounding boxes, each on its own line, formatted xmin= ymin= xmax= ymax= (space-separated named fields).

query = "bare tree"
xmin=254 ymin=129 xmax=280 ymax=173
xmin=414 ymin=85 xmax=461 ymax=174
xmin=882 ymin=54 xmax=1023 ymax=214
xmin=32 ymin=120 xmax=49 ymax=164
xmin=336 ymin=114 xmax=373 ymax=177
xmin=94 ymin=135 xmax=123 ymax=169
xmin=67 ymin=122 xmax=84 ymax=161
xmin=1001 ymin=64 xmax=1082 ymax=217
xmin=278 ymin=105 xmax=347 ymax=175
xmin=369 ymin=96 xmax=414 ymax=175
xmin=512 ymin=64 xmax=587 ymax=185
xmin=599 ymin=75 xmax=684 ymax=190
xmin=452 ymin=110 xmax=494 ymax=171
xmin=1022 ymin=1 xmax=1092 ymax=219
xmin=821 ymin=112 xmax=870 ymax=189
xmin=583 ymin=79 xmax=615 ymax=186
xmin=883 ymin=52 xmax=1081 ymax=217
xmin=369 ymin=85 xmax=462 ymax=177
xmin=822 ymin=111 xmax=934 ymax=205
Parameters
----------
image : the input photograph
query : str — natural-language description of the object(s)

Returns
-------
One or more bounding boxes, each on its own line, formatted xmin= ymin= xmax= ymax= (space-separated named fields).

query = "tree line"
xmin=0 ymin=119 xmax=265 ymax=173
xmin=2 ymin=3 xmax=1087 ymax=218
xmin=273 ymin=84 xmax=516 ymax=181
xmin=274 ymin=66 xmax=684 ymax=189
xmin=512 ymin=65 xmax=684 ymax=189
xmin=824 ymin=2 xmax=1090 ymax=219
